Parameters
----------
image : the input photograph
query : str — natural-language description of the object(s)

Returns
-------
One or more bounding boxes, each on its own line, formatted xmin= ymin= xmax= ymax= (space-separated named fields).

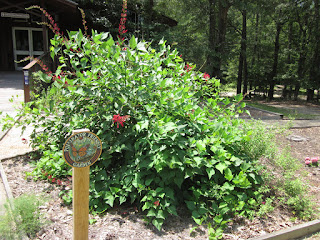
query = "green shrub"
xmin=7 ymin=12 xmax=264 ymax=238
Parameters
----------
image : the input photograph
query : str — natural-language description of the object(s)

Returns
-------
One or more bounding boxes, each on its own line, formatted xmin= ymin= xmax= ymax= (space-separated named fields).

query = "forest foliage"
xmin=77 ymin=0 xmax=320 ymax=101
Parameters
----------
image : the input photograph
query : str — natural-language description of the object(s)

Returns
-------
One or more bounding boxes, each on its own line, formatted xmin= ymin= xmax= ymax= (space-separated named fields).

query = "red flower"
xmin=154 ymin=200 xmax=160 ymax=206
xmin=48 ymin=175 xmax=52 ymax=180
xmin=112 ymin=114 xmax=130 ymax=128
xmin=57 ymin=179 xmax=62 ymax=185
xmin=311 ymin=157 xmax=318 ymax=163
xmin=203 ymin=73 xmax=210 ymax=80
xmin=52 ymin=178 xmax=56 ymax=183
xmin=118 ymin=0 xmax=128 ymax=41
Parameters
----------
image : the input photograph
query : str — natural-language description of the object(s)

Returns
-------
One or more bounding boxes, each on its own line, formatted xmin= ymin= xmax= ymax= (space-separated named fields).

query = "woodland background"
xmin=75 ymin=0 xmax=320 ymax=101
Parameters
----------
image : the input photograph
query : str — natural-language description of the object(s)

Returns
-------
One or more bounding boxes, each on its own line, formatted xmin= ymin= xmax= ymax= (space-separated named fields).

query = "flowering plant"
xmin=305 ymin=157 xmax=319 ymax=167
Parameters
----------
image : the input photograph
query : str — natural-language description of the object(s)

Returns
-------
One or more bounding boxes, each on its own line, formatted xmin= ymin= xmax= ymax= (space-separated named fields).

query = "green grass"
xmin=245 ymin=101 xmax=318 ymax=119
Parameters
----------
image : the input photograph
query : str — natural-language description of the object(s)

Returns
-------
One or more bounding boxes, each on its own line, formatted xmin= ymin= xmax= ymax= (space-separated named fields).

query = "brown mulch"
xmin=2 ymin=127 xmax=320 ymax=239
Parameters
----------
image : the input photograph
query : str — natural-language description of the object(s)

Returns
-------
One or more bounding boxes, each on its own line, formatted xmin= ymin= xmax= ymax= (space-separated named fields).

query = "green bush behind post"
xmin=10 ymin=27 xmax=264 ymax=239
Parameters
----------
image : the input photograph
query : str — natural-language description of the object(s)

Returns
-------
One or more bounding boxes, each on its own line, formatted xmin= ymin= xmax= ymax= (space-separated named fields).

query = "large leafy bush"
xmin=12 ymin=27 xmax=263 ymax=237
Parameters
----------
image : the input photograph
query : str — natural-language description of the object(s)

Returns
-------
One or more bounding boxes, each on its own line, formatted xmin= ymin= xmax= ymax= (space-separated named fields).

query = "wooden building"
xmin=0 ymin=0 xmax=82 ymax=71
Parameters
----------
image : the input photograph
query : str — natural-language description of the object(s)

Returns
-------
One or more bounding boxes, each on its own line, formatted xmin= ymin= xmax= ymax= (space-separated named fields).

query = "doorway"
xmin=12 ymin=27 xmax=47 ymax=70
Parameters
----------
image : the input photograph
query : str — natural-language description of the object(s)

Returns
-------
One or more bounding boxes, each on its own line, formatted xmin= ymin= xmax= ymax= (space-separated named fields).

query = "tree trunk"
xmin=283 ymin=22 xmax=293 ymax=99
xmin=308 ymin=0 xmax=320 ymax=102
xmin=207 ymin=0 xmax=216 ymax=78
xmin=307 ymin=89 xmax=314 ymax=101
xmin=242 ymin=10 xmax=248 ymax=96
xmin=250 ymin=13 xmax=259 ymax=91
xmin=237 ymin=9 xmax=247 ymax=95
xmin=296 ymin=17 xmax=307 ymax=101
xmin=243 ymin=56 xmax=248 ymax=96
xmin=268 ymin=22 xmax=282 ymax=100
xmin=212 ymin=0 xmax=230 ymax=80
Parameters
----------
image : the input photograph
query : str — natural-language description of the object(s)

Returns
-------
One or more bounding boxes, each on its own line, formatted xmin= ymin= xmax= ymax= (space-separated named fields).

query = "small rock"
xmin=286 ymin=135 xmax=309 ymax=142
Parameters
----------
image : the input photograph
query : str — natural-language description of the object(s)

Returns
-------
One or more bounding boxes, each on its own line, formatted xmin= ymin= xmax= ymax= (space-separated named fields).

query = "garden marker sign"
xmin=62 ymin=129 xmax=102 ymax=240
xmin=63 ymin=130 xmax=102 ymax=168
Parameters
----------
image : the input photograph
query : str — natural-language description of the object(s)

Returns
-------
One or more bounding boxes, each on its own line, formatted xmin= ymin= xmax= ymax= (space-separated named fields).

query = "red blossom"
xmin=203 ymin=72 xmax=210 ymax=80
xmin=57 ymin=179 xmax=62 ymax=185
xmin=311 ymin=157 xmax=318 ymax=163
xmin=52 ymin=178 xmax=56 ymax=183
xmin=112 ymin=114 xmax=130 ymax=128
xmin=118 ymin=0 xmax=128 ymax=42
xmin=48 ymin=175 xmax=52 ymax=180
xmin=154 ymin=200 xmax=160 ymax=206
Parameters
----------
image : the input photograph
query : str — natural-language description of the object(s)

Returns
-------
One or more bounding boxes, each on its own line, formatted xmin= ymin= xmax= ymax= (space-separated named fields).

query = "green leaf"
xmin=167 ymin=205 xmax=178 ymax=216
xmin=193 ymin=217 xmax=203 ymax=225
xmin=104 ymin=194 xmax=115 ymax=207
xmin=129 ymin=36 xmax=137 ymax=49
xmin=145 ymin=178 xmax=153 ymax=186
xmin=173 ymin=171 xmax=184 ymax=188
xmin=224 ymin=168 xmax=233 ymax=181
xmin=119 ymin=196 xmax=126 ymax=205
xmin=222 ymin=182 xmax=234 ymax=191
xmin=137 ymin=42 xmax=147 ymax=52
xmin=157 ymin=210 xmax=166 ymax=219
xmin=215 ymin=162 xmax=227 ymax=174
xmin=196 ymin=140 xmax=206 ymax=151
xmin=147 ymin=208 xmax=156 ymax=217
xmin=206 ymin=168 xmax=215 ymax=179
xmin=152 ymin=218 xmax=164 ymax=231
xmin=185 ymin=201 xmax=196 ymax=210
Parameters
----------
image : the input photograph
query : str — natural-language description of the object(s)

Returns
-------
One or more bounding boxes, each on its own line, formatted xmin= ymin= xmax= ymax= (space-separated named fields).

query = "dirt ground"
xmin=1 ymin=125 xmax=320 ymax=240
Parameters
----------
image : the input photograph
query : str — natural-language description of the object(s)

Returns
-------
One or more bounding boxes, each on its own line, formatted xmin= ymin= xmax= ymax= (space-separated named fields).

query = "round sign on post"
xmin=63 ymin=131 xmax=102 ymax=168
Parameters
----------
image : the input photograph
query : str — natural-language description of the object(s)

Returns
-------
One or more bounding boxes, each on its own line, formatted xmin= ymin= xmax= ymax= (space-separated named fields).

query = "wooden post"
xmin=72 ymin=129 xmax=90 ymax=240
xmin=73 ymin=166 xmax=90 ymax=240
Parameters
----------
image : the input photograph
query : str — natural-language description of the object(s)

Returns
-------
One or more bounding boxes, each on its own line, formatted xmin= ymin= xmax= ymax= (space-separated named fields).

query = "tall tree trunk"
xmin=250 ymin=13 xmax=259 ymax=91
xmin=207 ymin=0 xmax=216 ymax=78
xmin=242 ymin=10 xmax=248 ymax=96
xmin=282 ymin=22 xmax=293 ymax=99
xmin=237 ymin=9 xmax=247 ymax=95
xmin=268 ymin=22 xmax=282 ymax=100
xmin=308 ymin=0 xmax=320 ymax=102
xmin=212 ymin=0 xmax=230 ymax=80
xmin=295 ymin=25 xmax=307 ymax=101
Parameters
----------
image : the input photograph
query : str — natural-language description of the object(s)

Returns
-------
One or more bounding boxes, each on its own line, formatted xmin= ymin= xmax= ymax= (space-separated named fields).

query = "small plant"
xmin=257 ymin=197 xmax=275 ymax=217
xmin=0 ymin=194 xmax=47 ymax=239
xmin=305 ymin=157 xmax=319 ymax=167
